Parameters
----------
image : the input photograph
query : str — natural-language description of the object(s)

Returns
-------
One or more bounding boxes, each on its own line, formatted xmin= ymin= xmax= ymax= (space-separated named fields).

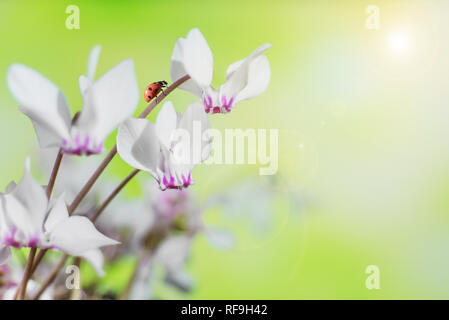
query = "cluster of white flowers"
xmin=0 ymin=28 xmax=271 ymax=299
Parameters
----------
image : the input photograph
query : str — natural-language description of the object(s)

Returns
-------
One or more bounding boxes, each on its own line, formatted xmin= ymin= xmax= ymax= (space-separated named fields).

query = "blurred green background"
xmin=1 ymin=0 xmax=449 ymax=299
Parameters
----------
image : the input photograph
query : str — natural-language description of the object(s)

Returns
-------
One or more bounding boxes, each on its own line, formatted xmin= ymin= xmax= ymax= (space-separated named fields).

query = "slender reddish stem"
xmin=14 ymin=120 xmax=75 ymax=300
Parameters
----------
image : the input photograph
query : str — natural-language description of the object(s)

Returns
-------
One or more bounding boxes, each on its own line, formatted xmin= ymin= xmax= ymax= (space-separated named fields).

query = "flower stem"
xmin=68 ymin=145 xmax=118 ymax=214
xmin=92 ymin=169 xmax=140 ymax=222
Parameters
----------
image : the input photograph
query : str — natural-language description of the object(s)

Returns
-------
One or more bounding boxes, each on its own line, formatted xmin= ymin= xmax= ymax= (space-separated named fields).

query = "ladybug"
xmin=144 ymin=81 xmax=168 ymax=103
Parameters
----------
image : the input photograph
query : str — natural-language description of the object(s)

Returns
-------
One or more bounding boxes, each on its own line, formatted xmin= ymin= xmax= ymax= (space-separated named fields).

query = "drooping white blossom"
xmin=171 ymin=28 xmax=271 ymax=114
xmin=117 ymin=101 xmax=212 ymax=190
xmin=0 ymin=159 xmax=119 ymax=275
xmin=7 ymin=46 xmax=139 ymax=155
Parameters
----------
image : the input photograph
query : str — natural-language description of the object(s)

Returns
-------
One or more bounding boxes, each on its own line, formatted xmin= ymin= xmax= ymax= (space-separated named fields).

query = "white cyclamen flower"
xmin=0 ymin=159 xmax=119 ymax=276
xmin=7 ymin=45 xmax=139 ymax=155
xmin=117 ymin=101 xmax=212 ymax=190
xmin=171 ymin=28 xmax=271 ymax=114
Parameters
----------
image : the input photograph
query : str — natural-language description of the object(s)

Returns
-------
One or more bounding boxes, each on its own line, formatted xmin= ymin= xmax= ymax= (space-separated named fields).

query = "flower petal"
xmin=80 ymin=249 xmax=105 ymax=277
xmin=49 ymin=215 xmax=119 ymax=256
xmin=7 ymin=158 xmax=48 ymax=232
xmin=75 ymin=59 xmax=139 ymax=144
xmin=117 ymin=118 xmax=160 ymax=177
xmin=171 ymin=28 xmax=213 ymax=97
xmin=7 ymin=64 xmax=72 ymax=147
xmin=0 ymin=246 xmax=11 ymax=264
xmin=87 ymin=45 xmax=101 ymax=81
xmin=220 ymin=43 xmax=272 ymax=103
xmin=155 ymin=101 xmax=179 ymax=150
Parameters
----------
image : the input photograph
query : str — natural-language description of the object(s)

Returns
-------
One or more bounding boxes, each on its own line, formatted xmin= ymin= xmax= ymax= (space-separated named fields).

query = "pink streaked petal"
xmin=27 ymin=234 xmax=40 ymax=247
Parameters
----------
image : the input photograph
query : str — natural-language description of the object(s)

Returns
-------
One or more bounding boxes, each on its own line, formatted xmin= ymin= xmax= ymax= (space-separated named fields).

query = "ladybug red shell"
xmin=144 ymin=81 xmax=168 ymax=103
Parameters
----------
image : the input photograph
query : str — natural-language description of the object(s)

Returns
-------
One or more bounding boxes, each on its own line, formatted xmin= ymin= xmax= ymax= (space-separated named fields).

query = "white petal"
xmin=176 ymin=102 xmax=211 ymax=165
xmin=50 ymin=216 xmax=119 ymax=256
xmin=225 ymin=60 xmax=245 ymax=79
xmin=0 ymin=246 xmax=11 ymax=264
xmin=117 ymin=118 xmax=160 ymax=177
xmin=87 ymin=45 xmax=101 ymax=81
xmin=7 ymin=64 xmax=72 ymax=147
xmin=75 ymin=59 xmax=139 ymax=144
xmin=27 ymin=280 xmax=54 ymax=300
xmin=44 ymin=194 xmax=68 ymax=233
xmin=220 ymin=44 xmax=272 ymax=103
xmin=183 ymin=29 xmax=213 ymax=87
xmin=156 ymin=236 xmax=190 ymax=274
xmin=5 ymin=181 xmax=17 ymax=193
xmin=0 ymin=198 xmax=6 ymax=235
xmin=128 ymin=255 xmax=153 ymax=299
xmin=155 ymin=101 xmax=178 ymax=150
xmin=170 ymin=28 xmax=213 ymax=97
xmin=80 ymin=249 xmax=105 ymax=277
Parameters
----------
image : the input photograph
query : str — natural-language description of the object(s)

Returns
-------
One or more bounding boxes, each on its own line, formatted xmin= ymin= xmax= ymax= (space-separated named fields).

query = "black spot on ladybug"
xmin=148 ymin=87 xmax=152 ymax=91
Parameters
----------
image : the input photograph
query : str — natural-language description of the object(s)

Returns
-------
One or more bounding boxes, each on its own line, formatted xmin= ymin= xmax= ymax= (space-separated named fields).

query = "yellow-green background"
xmin=1 ymin=0 xmax=449 ymax=299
